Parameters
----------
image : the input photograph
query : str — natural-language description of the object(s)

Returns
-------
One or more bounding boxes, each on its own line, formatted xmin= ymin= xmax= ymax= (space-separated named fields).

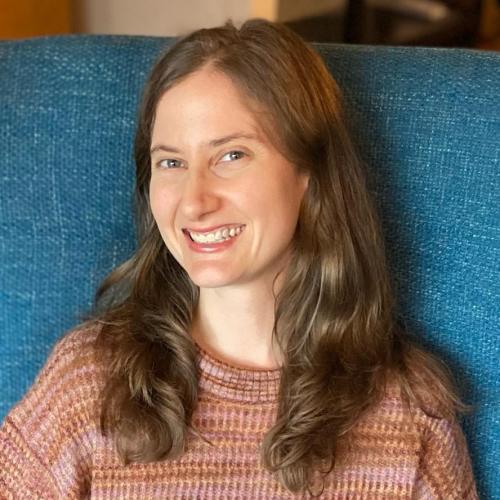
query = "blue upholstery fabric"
xmin=0 ymin=36 xmax=498 ymax=498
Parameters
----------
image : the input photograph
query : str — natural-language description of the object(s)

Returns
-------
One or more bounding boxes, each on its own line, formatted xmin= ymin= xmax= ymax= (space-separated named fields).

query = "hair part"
xmin=93 ymin=18 xmax=465 ymax=496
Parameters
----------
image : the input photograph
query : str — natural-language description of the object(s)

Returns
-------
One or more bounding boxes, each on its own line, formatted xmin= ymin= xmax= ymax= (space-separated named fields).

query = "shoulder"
xmin=361 ymin=375 xmax=463 ymax=437
xmin=367 ymin=340 xmax=469 ymax=433
xmin=32 ymin=319 xmax=104 ymax=388
xmin=361 ymin=380 xmax=477 ymax=498
xmin=5 ymin=320 xmax=106 ymax=428
xmin=0 ymin=321 xmax=106 ymax=497
xmin=346 ymin=374 xmax=469 ymax=459
xmin=342 ymin=380 xmax=477 ymax=498
xmin=46 ymin=319 xmax=103 ymax=365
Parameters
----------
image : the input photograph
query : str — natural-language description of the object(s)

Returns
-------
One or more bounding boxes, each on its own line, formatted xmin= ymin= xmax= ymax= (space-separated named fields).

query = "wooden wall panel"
xmin=0 ymin=0 xmax=71 ymax=39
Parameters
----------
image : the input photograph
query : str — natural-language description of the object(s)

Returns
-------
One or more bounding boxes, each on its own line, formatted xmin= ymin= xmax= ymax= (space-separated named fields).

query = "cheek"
xmin=148 ymin=182 xmax=162 ymax=222
xmin=267 ymin=177 xmax=305 ymax=220
xmin=149 ymin=181 xmax=175 ymax=229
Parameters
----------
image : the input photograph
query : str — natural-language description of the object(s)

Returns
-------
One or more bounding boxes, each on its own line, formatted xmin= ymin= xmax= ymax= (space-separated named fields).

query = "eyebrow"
xmin=150 ymin=133 xmax=262 ymax=155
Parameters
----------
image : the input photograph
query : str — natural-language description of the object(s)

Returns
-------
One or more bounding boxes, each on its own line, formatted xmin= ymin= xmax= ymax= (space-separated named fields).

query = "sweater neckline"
xmin=194 ymin=341 xmax=281 ymax=404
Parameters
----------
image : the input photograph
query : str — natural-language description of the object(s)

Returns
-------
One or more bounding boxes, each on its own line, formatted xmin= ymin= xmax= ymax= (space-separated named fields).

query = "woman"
xmin=0 ymin=19 xmax=477 ymax=498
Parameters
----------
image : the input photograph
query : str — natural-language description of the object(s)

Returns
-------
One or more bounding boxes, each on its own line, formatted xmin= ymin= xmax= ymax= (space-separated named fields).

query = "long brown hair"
xmin=93 ymin=18 xmax=463 ymax=496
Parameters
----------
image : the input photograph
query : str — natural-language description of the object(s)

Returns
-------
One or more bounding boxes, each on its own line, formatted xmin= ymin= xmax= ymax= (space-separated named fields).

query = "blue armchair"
xmin=0 ymin=35 xmax=498 ymax=498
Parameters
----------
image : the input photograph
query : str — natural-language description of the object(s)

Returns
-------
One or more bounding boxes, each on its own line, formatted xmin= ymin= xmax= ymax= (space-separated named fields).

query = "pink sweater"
xmin=0 ymin=323 xmax=477 ymax=499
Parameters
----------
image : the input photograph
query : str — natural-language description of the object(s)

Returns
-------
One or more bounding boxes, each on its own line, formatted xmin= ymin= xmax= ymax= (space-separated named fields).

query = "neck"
xmin=192 ymin=281 xmax=284 ymax=370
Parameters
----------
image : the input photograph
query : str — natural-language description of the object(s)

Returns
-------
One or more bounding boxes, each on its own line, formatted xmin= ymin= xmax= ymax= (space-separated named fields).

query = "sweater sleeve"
xmin=0 ymin=324 xmax=101 ymax=499
xmin=413 ymin=412 xmax=478 ymax=499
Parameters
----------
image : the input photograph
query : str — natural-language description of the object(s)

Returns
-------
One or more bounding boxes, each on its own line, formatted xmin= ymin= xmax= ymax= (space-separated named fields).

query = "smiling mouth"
xmin=183 ymin=225 xmax=246 ymax=244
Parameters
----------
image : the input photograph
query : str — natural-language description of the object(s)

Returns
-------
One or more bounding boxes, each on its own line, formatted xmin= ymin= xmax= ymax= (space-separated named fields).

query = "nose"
xmin=179 ymin=168 xmax=221 ymax=221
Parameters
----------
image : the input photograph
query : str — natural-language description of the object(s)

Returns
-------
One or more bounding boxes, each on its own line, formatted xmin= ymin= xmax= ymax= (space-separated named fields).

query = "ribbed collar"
xmin=195 ymin=342 xmax=281 ymax=404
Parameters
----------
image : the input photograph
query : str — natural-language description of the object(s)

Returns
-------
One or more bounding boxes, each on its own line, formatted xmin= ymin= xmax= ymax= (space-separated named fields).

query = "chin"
xmin=185 ymin=266 xmax=239 ymax=289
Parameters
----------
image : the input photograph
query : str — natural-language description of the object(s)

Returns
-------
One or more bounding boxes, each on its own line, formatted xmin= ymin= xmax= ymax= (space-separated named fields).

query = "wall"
xmin=73 ymin=0 xmax=342 ymax=36
xmin=277 ymin=0 xmax=342 ymax=22
xmin=0 ymin=0 xmax=344 ymax=39
xmin=73 ymin=0 xmax=251 ymax=36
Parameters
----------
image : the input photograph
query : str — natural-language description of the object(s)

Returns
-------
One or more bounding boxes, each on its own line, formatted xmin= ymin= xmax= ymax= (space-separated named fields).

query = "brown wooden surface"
xmin=0 ymin=0 xmax=71 ymax=39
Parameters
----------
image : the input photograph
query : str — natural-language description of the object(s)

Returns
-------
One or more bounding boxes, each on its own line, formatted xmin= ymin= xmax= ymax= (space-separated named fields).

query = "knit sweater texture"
xmin=0 ymin=323 xmax=477 ymax=499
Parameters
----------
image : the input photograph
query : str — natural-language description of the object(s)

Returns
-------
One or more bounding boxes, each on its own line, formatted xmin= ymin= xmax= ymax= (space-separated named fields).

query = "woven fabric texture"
xmin=0 ymin=35 xmax=498 ymax=498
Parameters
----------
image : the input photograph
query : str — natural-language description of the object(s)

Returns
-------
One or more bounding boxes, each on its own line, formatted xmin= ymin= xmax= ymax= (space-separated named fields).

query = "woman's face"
xmin=149 ymin=67 xmax=309 ymax=290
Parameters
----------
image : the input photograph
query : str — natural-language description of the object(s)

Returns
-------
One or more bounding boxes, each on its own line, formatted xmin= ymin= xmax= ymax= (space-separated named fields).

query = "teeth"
xmin=188 ymin=225 xmax=244 ymax=244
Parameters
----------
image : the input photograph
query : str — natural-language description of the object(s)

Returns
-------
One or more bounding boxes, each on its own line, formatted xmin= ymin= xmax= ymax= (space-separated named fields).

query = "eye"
xmin=220 ymin=150 xmax=246 ymax=162
xmin=157 ymin=158 xmax=184 ymax=169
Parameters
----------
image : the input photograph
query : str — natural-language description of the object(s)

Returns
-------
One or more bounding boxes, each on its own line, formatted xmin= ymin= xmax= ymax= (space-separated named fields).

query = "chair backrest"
xmin=0 ymin=35 xmax=498 ymax=498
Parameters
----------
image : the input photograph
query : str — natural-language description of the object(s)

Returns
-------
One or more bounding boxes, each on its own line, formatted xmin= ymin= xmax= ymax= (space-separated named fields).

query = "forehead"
xmin=152 ymin=69 xmax=275 ymax=142
xmin=157 ymin=70 xmax=252 ymax=120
